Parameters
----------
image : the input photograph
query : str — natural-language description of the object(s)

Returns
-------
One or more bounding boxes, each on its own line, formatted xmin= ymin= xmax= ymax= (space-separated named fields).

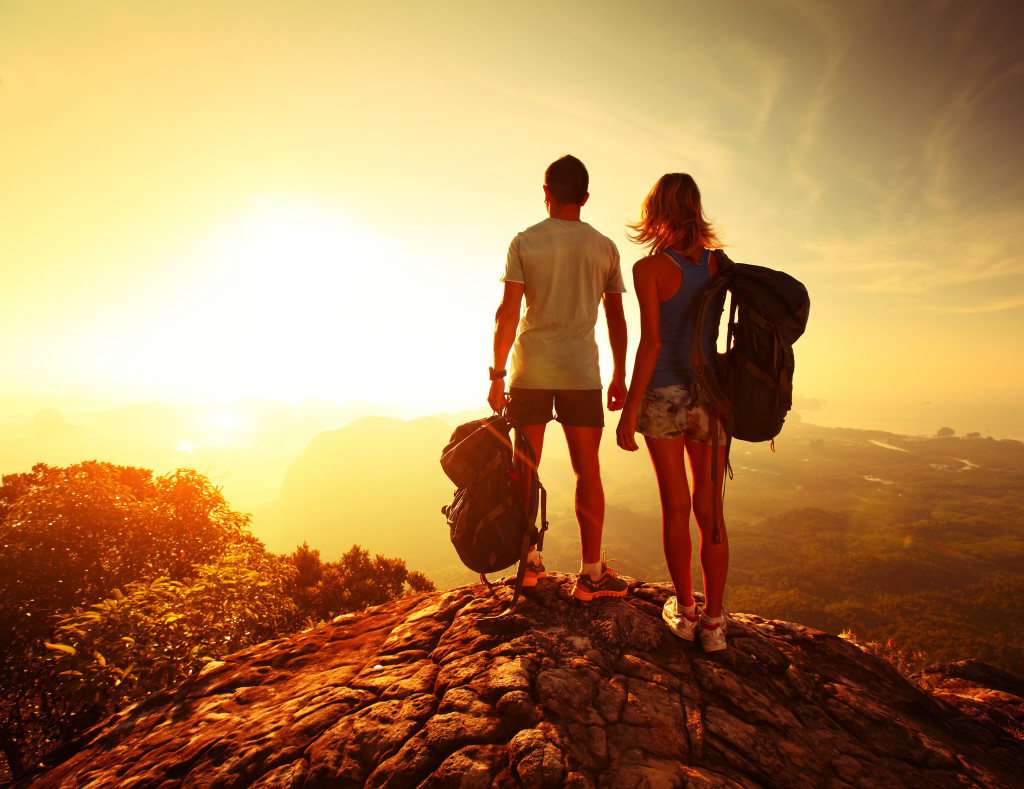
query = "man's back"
xmin=503 ymin=218 xmax=624 ymax=390
xmin=487 ymin=154 xmax=629 ymax=601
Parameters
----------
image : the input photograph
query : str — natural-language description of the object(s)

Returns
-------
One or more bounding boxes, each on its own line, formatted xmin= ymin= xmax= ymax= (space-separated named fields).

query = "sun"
xmin=57 ymin=197 xmax=487 ymax=414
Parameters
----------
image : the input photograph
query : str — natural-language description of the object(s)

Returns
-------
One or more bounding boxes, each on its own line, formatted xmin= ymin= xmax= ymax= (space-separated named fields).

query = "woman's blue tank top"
xmin=648 ymin=248 xmax=717 ymax=389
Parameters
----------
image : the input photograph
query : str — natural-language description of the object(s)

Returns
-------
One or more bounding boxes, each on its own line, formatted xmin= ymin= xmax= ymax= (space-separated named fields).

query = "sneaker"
xmin=571 ymin=556 xmax=628 ymax=601
xmin=522 ymin=555 xmax=546 ymax=588
xmin=662 ymin=596 xmax=699 ymax=641
xmin=699 ymin=612 xmax=728 ymax=653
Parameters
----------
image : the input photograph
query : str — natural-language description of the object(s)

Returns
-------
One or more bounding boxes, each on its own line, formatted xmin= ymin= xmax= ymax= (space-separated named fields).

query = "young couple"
xmin=487 ymin=155 xmax=729 ymax=652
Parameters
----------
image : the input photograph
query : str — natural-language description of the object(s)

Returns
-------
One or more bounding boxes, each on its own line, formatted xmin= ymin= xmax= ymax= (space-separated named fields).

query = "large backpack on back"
xmin=691 ymin=250 xmax=810 ymax=443
xmin=689 ymin=250 xmax=810 ymax=541
xmin=440 ymin=413 xmax=547 ymax=608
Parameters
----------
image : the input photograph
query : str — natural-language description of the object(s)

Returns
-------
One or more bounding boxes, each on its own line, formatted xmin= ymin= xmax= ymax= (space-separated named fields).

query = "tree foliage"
xmin=725 ymin=505 xmax=1024 ymax=678
xmin=1 ymin=462 xmax=259 ymax=778
xmin=283 ymin=542 xmax=435 ymax=624
xmin=1 ymin=462 xmax=256 ymax=620
xmin=0 ymin=462 xmax=435 ymax=781
xmin=45 ymin=554 xmax=297 ymax=716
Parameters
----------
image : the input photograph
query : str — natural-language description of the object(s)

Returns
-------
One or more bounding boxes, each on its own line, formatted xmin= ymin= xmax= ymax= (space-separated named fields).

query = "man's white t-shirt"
xmin=501 ymin=218 xmax=626 ymax=390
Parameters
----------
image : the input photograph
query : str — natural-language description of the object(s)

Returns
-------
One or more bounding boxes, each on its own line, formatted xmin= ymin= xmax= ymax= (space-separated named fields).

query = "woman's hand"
xmin=616 ymin=408 xmax=640 ymax=452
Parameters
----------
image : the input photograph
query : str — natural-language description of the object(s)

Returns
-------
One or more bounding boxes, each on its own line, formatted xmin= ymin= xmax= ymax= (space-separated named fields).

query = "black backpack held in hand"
xmin=440 ymin=413 xmax=547 ymax=609
xmin=690 ymin=250 xmax=810 ymax=540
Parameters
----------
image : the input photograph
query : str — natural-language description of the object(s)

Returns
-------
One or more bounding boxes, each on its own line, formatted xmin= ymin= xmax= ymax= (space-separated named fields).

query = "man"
xmin=487 ymin=154 xmax=629 ymax=601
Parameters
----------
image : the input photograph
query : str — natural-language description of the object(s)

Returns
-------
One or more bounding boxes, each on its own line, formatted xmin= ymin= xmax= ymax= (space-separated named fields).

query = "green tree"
xmin=0 ymin=462 xmax=257 ymax=780
xmin=1 ymin=462 xmax=256 ymax=618
xmin=43 ymin=553 xmax=297 ymax=718
xmin=283 ymin=542 xmax=436 ymax=624
xmin=0 ymin=462 xmax=438 ymax=781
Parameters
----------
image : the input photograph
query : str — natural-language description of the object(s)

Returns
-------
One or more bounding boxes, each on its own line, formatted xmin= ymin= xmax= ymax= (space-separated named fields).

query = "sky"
xmin=3 ymin=0 xmax=1024 ymax=439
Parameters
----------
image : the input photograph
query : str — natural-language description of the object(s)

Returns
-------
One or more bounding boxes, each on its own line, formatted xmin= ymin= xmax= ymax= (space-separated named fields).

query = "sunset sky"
xmin=3 ymin=0 xmax=1023 ymax=438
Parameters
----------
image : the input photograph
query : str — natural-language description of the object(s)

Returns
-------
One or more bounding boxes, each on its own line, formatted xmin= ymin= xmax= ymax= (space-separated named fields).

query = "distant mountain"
xmin=0 ymin=397 xmax=404 ymax=513
xmin=254 ymin=416 xmax=460 ymax=571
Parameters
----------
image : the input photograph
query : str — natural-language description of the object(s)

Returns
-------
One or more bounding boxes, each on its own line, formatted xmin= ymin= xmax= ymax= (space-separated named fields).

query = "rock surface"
xmin=25 ymin=574 xmax=1024 ymax=788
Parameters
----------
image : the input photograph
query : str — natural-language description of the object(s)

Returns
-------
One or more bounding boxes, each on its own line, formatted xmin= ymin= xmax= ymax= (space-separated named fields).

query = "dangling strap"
xmin=711 ymin=416 xmax=723 ymax=544
xmin=711 ymin=427 xmax=733 ymax=545
xmin=536 ymin=483 xmax=547 ymax=551
xmin=508 ymin=528 xmax=533 ymax=608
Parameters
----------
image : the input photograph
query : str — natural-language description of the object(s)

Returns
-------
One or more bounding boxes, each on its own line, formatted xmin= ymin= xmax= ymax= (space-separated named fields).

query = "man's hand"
xmin=488 ymin=378 xmax=507 ymax=414
xmin=606 ymin=374 xmax=627 ymax=411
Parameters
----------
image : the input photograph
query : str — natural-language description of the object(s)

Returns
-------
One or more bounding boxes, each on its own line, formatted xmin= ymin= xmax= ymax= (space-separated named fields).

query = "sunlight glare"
xmin=205 ymin=408 xmax=246 ymax=433
xmin=185 ymin=199 xmax=447 ymax=406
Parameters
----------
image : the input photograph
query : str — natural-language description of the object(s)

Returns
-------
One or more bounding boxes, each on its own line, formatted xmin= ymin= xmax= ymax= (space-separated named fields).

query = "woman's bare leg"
xmin=645 ymin=435 xmax=695 ymax=607
xmin=684 ymin=439 xmax=729 ymax=618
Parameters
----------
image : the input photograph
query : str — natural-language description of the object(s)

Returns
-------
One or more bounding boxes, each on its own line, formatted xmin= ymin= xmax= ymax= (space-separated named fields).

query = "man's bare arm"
xmin=603 ymin=291 xmax=628 ymax=411
xmin=488 ymin=281 xmax=525 ymax=413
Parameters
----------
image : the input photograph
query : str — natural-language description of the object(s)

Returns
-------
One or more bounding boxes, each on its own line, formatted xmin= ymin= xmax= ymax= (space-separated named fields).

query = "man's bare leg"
xmin=562 ymin=424 xmax=604 ymax=570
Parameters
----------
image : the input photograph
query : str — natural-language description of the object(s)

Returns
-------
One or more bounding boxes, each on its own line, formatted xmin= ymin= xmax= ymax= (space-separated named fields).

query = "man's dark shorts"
xmin=507 ymin=387 xmax=604 ymax=428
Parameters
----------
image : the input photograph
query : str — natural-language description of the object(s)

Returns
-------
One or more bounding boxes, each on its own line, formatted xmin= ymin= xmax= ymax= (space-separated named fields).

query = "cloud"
xmin=797 ymin=196 xmax=1024 ymax=316
xmin=919 ymin=298 xmax=1024 ymax=315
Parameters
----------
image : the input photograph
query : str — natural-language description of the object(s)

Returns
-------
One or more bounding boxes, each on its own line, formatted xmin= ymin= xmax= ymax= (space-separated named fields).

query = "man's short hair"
xmin=545 ymin=155 xmax=589 ymax=205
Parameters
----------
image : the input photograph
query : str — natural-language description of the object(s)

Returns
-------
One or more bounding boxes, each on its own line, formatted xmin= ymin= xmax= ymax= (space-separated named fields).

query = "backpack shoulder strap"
xmin=689 ymin=270 xmax=732 ymax=412
xmin=711 ymin=248 xmax=735 ymax=276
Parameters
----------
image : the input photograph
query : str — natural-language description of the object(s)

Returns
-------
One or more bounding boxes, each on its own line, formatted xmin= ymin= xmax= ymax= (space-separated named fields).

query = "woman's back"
xmin=647 ymin=248 xmax=717 ymax=390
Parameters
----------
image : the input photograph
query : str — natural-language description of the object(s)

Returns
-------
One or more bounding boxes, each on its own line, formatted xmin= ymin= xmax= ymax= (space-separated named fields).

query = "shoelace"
xmin=599 ymin=551 xmax=624 ymax=578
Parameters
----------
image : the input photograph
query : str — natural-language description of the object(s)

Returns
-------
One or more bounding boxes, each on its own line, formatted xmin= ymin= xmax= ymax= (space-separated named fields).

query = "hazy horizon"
xmin=4 ymin=390 xmax=1023 ymax=441
xmin=3 ymin=393 xmax=1020 ymax=520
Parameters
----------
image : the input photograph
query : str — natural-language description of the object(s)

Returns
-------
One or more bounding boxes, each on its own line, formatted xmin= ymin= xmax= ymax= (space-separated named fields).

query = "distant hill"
xmin=254 ymin=415 xmax=458 ymax=571
xmin=0 ymin=397 xmax=404 ymax=514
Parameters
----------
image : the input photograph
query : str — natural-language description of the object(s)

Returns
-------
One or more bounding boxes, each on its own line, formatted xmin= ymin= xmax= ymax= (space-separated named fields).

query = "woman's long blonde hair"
xmin=627 ymin=173 xmax=722 ymax=256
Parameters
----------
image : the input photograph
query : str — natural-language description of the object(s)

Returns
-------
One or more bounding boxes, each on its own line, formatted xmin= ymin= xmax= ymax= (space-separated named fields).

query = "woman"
xmin=615 ymin=173 xmax=729 ymax=652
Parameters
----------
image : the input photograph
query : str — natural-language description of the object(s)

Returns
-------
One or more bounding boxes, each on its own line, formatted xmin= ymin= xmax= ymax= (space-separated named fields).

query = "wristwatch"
xmin=488 ymin=367 xmax=507 ymax=381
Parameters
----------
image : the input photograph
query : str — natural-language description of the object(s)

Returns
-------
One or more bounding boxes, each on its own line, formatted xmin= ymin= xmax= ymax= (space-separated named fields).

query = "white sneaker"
xmin=699 ymin=612 xmax=728 ymax=652
xmin=662 ymin=596 xmax=699 ymax=641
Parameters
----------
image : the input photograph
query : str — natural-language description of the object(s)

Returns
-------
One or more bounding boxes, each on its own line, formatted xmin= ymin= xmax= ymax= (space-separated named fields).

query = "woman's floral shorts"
xmin=636 ymin=384 xmax=725 ymax=445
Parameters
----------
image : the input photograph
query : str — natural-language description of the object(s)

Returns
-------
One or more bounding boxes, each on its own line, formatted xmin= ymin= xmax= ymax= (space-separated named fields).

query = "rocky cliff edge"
xmin=26 ymin=574 xmax=1024 ymax=788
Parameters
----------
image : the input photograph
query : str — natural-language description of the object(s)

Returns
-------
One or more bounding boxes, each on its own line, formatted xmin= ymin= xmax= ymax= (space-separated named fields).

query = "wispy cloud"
xmin=798 ymin=200 xmax=1024 ymax=316
xmin=919 ymin=298 xmax=1024 ymax=315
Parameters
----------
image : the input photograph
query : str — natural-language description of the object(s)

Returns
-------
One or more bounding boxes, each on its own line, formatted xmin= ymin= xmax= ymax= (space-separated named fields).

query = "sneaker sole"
xmin=521 ymin=572 xmax=546 ymax=588
xmin=571 ymin=586 xmax=627 ymax=602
